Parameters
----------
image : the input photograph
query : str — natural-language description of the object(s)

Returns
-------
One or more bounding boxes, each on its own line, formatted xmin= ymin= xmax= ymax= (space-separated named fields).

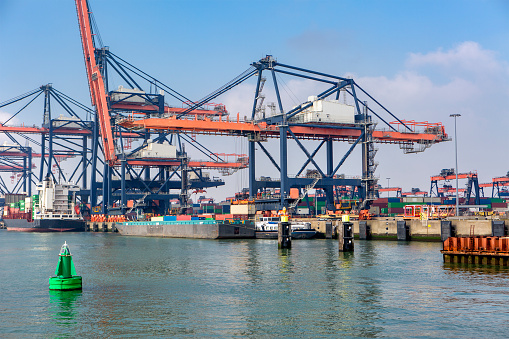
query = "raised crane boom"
xmin=75 ymin=0 xmax=116 ymax=165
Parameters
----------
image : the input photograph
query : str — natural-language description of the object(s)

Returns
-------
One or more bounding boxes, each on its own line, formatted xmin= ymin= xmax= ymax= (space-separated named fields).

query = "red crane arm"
xmin=118 ymin=116 xmax=447 ymax=143
xmin=75 ymin=0 xmax=116 ymax=165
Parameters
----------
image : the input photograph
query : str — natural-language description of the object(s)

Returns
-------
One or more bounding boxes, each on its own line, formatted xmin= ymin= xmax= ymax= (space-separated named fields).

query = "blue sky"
xmin=1 ymin=0 xmax=508 ymax=200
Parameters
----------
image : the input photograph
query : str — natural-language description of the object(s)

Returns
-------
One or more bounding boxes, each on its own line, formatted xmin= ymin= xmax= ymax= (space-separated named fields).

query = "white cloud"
xmin=406 ymin=41 xmax=504 ymax=76
xmin=356 ymin=42 xmax=509 ymax=192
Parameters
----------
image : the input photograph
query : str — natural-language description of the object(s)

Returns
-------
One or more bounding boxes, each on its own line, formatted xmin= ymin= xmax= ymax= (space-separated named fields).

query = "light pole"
xmin=450 ymin=114 xmax=461 ymax=216
xmin=386 ymin=177 xmax=390 ymax=198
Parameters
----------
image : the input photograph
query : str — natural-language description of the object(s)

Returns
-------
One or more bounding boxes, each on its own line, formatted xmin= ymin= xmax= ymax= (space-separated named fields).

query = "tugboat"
xmin=255 ymin=212 xmax=317 ymax=239
xmin=4 ymin=176 xmax=85 ymax=232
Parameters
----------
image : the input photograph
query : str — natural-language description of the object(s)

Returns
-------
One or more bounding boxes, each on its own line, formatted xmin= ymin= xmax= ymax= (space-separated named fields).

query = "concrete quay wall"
xmin=294 ymin=217 xmax=503 ymax=241
xmin=86 ymin=222 xmax=117 ymax=232
xmin=354 ymin=218 xmax=498 ymax=240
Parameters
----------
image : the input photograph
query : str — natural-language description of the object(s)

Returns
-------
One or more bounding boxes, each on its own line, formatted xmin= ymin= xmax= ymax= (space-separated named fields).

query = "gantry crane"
xmin=378 ymin=187 xmax=402 ymax=198
xmin=75 ymin=0 xmax=251 ymax=215
xmin=430 ymin=169 xmax=480 ymax=205
xmin=479 ymin=174 xmax=509 ymax=198
xmin=75 ymin=0 xmax=448 ymax=214
xmin=118 ymin=55 xmax=449 ymax=212
xmin=0 ymin=83 xmax=246 ymax=214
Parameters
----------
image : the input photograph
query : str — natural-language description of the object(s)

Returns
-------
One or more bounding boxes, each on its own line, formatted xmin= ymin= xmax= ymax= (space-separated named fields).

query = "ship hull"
xmin=255 ymin=230 xmax=318 ymax=239
xmin=4 ymin=218 xmax=86 ymax=232
xmin=116 ymin=220 xmax=256 ymax=239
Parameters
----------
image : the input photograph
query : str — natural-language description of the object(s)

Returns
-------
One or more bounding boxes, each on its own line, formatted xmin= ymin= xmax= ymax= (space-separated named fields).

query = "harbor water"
xmin=1 ymin=231 xmax=509 ymax=338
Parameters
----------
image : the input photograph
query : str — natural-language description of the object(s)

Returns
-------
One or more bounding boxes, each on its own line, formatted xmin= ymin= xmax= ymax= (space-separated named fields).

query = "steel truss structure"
xmin=119 ymin=55 xmax=449 ymax=212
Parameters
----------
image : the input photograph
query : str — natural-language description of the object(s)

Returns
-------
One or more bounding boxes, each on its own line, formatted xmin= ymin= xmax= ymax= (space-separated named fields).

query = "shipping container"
xmin=230 ymin=204 xmax=255 ymax=215
xmin=403 ymin=197 xmax=424 ymax=203
xmin=296 ymin=207 xmax=310 ymax=215
xmin=176 ymin=215 xmax=192 ymax=221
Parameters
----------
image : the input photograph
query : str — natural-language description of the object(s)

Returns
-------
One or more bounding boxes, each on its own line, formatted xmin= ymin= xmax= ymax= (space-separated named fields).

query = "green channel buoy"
xmin=49 ymin=241 xmax=82 ymax=290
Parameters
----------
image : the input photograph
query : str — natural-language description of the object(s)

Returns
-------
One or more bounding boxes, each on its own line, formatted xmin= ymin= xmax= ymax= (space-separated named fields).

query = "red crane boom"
xmin=75 ymin=0 xmax=116 ymax=165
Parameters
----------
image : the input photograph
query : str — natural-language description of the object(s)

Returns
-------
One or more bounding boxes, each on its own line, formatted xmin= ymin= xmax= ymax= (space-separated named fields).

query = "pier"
xmin=442 ymin=236 xmax=509 ymax=266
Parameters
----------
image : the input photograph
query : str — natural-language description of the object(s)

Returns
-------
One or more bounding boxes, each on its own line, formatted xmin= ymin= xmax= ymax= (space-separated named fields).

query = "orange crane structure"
xmin=0 ymin=82 xmax=246 ymax=212
xmin=74 ymin=0 xmax=251 ymax=214
xmin=479 ymin=175 xmax=509 ymax=198
xmin=116 ymin=54 xmax=449 ymax=212
xmin=378 ymin=187 xmax=403 ymax=197
xmin=430 ymin=169 xmax=480 ymax=204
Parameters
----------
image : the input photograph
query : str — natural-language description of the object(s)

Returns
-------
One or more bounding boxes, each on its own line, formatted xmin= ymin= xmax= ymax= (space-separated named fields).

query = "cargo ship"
xmin=116 ymin=215 xmax=255 ymax=239
xmin=4 ymin=177 xmax=85 ymax=232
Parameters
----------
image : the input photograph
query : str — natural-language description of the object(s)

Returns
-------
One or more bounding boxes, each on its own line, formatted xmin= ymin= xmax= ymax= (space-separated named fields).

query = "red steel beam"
xmin=118 ymin=116 xmax=447 ymax=143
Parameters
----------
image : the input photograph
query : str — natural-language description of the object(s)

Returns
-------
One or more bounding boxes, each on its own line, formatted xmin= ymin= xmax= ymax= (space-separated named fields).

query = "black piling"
xmin=492 ymin=220 xmax=505 ymax=237
xmin=338 ymin=217 xmax=354 ymax=252
xmin=440 ymin=220 xmax=454 ymax=242
xmin=359 ymin=221 xmax=371 ymax=240
xmin=325 ymin=221 xmax=333 ymax=239
xmin=397 ymin=220 xmax=409 ymax=241
xmin=278 ymin=221 xmax=291 ymax=249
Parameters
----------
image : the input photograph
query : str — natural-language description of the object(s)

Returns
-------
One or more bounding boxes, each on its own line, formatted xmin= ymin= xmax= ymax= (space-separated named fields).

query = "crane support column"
xmin=90 ymin=119 xmax=99 ymax=208
xmin=47 ymin=124 xmax=53 ymax=178
xmin=326 ymin=138 xmax=334 ymax=211
xmin=121 ymin=158 xmax=126 ymax=214
xmin=82 ymin=136 xmax=87 ymax=191
xmin=249 ymin=138 xmax=256 ymax=198
xmin=23 ymin=157 xmax=27 ymax=193
xmin=279 ymin=123 xmax=288 ymax=209
xmin=27 ymin=148 xmax=32 ymax=197
xmin=102 ymin=162 xmax=109 ymax=214
xmin=39 ymin=135 xmax=46 ymax=181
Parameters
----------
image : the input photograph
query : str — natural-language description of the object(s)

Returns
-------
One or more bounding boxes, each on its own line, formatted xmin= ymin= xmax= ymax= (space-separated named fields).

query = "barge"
xmin=116 ymin=219 xmax=255 ymax=239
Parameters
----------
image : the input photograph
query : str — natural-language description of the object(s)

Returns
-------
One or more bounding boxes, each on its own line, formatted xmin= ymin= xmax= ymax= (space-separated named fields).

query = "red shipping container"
xmin=176 ymin=215 xmax=192 ymax=221
xmin=492 ymin=203 xmax=507 ymax=208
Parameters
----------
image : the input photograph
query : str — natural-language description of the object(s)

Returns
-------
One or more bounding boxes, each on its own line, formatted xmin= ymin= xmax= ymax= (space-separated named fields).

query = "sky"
xmin=1 ymin=0 xmax=508 ymax=201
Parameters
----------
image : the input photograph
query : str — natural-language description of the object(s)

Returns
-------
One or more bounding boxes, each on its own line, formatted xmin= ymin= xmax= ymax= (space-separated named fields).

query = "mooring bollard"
xmin=339 ymin=214 xmax=354 ymax=252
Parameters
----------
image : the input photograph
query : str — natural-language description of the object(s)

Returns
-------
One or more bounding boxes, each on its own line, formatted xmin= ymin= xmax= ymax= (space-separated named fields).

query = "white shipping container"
xmin=296 ymin=207 xmax=310 ymax=215
xmin=297 ymin=99 xmax=355 ymax=124
xmin=138 ymin=141 xmax=177 ymax=158
xmin=403 ymin=197 xmax=424 ymax=203
xmin=230 ymin=204 xmax=255 ymax=215
xmin=423 ymin=197 xmax=441 ymax=203
xmin=189 ymin=172 xmax=210 ymax=180
xmin=111 ymin=86 xmax=147 ymax=104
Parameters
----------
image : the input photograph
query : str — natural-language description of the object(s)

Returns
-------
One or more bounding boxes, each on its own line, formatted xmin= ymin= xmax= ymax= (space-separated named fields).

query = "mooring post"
xmin=339 ymin=215 xmax=354 ymax=252
xmin=278 ymin=208 xmax=291 ymax=249
xmin=325 ymin=221 xmax=333 ymax=239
